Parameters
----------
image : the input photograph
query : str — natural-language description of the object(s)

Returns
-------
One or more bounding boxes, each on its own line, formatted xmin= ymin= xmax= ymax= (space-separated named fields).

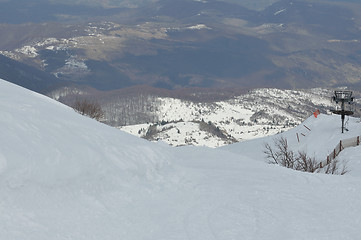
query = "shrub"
xmin=72 ymin=99 xmax=104 ymax=121
xmin=264 ymin=136 xmax=347 ymax=175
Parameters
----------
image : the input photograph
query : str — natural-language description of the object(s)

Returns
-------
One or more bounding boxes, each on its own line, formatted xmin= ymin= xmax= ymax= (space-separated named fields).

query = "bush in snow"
xmin=72 ymin=99 xmax=104 ymax=121
xmin=264 ymin=137 xmax=347 ymax=175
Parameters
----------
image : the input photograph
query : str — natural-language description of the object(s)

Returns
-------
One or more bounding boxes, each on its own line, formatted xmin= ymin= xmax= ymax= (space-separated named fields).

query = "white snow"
xmin=1 ymin=79 xmax=361 ymax=239
xmin=15 ymin=45 xmax=38 ymax=58
xmin=186 ymin=24 xmax=211 ymax=30
xmin=223 ymin=114 xmax=357 ymax=162
xmin=274 ymin=9 xmax=286 ymax=16
xmin=120 ymin=88 xmax=337 ymax=147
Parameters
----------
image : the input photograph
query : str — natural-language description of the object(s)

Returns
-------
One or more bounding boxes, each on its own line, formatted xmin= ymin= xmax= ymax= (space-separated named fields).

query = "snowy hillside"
xmin=1 ymin=79 xmax=361 ymax=239
xmin=120 ymin=88 xmax=342 ymax=147
xmin=223 ymin=113 xmax=361 ymax=177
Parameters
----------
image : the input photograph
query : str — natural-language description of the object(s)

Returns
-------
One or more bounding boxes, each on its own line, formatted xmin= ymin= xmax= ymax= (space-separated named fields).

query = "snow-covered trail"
xmin=1 ymin=79 xmax=361 ymax=239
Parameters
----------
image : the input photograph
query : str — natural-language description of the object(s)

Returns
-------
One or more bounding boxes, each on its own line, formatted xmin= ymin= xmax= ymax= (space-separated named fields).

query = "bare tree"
xmin=264 ymin=136 xmax=347 ymax=175
xmin=264 ymin=137 xmax=295 ymax=168
xmin=295 ymin=151 xmax=319 ymax=173
xmin=72 ymin=99 xmax=104 ymax=121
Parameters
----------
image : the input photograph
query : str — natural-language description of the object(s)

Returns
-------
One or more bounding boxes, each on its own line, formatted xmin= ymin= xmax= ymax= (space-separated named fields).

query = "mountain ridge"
xmin=1 ymin=0 xmax=361 ymax=93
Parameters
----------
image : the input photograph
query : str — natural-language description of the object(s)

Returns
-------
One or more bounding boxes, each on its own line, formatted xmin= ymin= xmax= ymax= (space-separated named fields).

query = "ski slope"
xmin=223 ymin=113 xmax=361 ymax=177
xmin=1 ymin=79 xmax=361 ymax=239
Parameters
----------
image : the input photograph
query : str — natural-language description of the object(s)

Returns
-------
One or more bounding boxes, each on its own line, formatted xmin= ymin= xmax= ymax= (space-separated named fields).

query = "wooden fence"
xmin=319 ymin=136 xmax=360 ymax=168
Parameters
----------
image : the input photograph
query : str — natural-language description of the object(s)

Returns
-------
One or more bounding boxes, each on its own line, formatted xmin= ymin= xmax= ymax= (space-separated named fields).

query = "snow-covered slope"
xmin=1 ymin=79 xmax=361 ymax=239
xmin=223 ymin=113 xmax=361 ymax=177
xmin=120 ymin=88 xmax=341 ymax=147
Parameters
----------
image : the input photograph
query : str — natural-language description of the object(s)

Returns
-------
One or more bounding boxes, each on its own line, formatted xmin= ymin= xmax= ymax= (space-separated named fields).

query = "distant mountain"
xmin=118 ymin=87 xmax=354 ymax=147
xmin=49 ymin=83 xmax=360 ymax=147
xmin=0 ymin=54 xmax=67 ymax=93
xmin=259 ymin=0 xmax=358 ymax=37
xmin=0 ymin=0 xmax=126 ymax=24
xmin=152 ymin=0 xmax=257 ymax=20
xmin=1 ymin=0 xmax=361 ymax=93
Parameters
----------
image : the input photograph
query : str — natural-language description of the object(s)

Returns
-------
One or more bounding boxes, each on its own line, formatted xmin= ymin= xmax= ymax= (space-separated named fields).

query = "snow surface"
xmin=1 ymin=79 xmax=361 ymax=239
xmin=222 ymin=114 xmax=361 ymax=177
xmin=120 ymin=88 xmax=337 ymax=147
xmin=186 ymin=24 xmax=211 ymax=30
xmin=274 ymin=9 xmax=286 ymax=16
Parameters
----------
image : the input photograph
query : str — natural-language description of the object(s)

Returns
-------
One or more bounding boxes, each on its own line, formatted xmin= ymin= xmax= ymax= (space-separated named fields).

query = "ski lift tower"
xmin=330 ymin=90 xmax=354 ymax=133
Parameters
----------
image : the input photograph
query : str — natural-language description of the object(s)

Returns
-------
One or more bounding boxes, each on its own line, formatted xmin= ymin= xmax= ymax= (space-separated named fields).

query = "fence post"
xmin=327 ymin=156 xmax=330 ymax=164
xmin=320 ymin=162 xmax=323 ymax=168
xmin=303 ymin=125 xmax=311 ymax=131
xmin=340 ymin=140 xmax=342 ymax=152
xmin=296 ymin=133 xmax=300 ymax=143
xmin=333 ymin=149 xmax=336 ymax=158
xmin=358 ymin=136 xmax=360 ymax=146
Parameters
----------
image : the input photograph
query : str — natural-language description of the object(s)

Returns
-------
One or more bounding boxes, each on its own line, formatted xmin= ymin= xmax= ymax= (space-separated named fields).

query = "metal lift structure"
xmin=330 ymin=90 xmax=354 ymax=133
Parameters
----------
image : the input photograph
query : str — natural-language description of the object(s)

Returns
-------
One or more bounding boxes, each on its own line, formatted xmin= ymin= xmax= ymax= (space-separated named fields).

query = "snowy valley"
xmin=1 ymin=79 xmax=361 ymax=239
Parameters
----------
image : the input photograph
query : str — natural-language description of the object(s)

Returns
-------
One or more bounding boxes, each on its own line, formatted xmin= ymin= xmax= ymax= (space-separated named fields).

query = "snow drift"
xmin=1 ymin=79 xmax=361 ymax=239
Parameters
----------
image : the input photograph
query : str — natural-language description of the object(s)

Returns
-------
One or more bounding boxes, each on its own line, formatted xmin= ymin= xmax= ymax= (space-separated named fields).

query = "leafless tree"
xmin=72 ymin=99 xmax=104 ymax=121
xmin=295 ymin=151 xmax=319 ymax=173
xmin=264 ymin=136 xmax=347 ymax=175
xmin=264 ymin=137 xmax=295 ymax=169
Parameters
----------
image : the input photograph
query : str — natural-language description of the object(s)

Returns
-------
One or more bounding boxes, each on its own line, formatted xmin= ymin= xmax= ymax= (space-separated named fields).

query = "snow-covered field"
xmin=1 ymin=79 xmax=361 ymax=239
